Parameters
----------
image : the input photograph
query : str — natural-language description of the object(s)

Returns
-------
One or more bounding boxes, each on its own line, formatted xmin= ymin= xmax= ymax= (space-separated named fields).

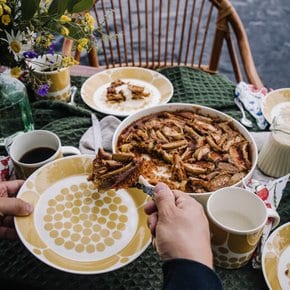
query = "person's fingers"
xmin=151 ymin=237 xmax=157 ymax=251
xmin=5 ymin=180 xmax=25 ymax=197
xmin=144 ymin=200 xmax=157 ymax=215
xmin=2 ymin=216 xmax=14 ymax=227
xmin=0 ymin=197 xmax=33 ymax=216
xmin=0 ymin=183 xmax=7 ymax=198
xmin=172 ymin=190 xmax=194 ymax=209
xmin=0 ymin=180 xmax=25 ymax=198
xmin=147 ymin=212 xmax=158 ymax=236
xmin=153 ymin=183 xmax=176 ymax=218
xmin=0 ymin=226 xmax=18 ymax=240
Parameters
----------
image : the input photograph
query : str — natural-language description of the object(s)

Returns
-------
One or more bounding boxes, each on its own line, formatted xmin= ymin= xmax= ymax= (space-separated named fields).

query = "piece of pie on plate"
xmin=88 ymin=148 xmax=143 ymax=191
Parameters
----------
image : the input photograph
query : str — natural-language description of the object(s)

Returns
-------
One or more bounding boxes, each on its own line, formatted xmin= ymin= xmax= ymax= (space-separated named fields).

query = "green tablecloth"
xmin=0 ymin=67 xmax=289 ymax=289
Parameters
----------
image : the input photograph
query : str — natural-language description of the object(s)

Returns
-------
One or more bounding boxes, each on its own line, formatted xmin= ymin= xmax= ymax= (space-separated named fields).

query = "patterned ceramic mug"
xmin=9 ymin=130 xmax=81 ymax=179
xmin=29 ymin=54 xmax=71 ymax=102
xmin=206 ymin=187 xmax=280 ymax=269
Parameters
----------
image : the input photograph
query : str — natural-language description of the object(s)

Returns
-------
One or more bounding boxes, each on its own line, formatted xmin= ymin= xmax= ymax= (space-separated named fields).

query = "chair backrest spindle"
xmin=110 ymin=0 xmax=122 ymax=66
xmin=198 ymin=3 xmax=214 ymax=67
xmin=64 ymin=0 xmax=262 ymax=87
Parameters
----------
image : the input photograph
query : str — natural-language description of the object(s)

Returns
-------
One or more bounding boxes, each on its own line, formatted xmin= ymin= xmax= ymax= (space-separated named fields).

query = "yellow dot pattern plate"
xmin=262 ymin=222 xmax=290 ymax=290
xmin=80 ymin=67 xmax=174 ymax=117
xmin=15 ymin=155 xmax=151 ymax=274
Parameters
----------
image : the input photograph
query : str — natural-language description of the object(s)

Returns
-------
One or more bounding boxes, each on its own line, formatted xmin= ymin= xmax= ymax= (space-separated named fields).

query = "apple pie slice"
xmin=88 ymin=148 xmax=143 ymax=191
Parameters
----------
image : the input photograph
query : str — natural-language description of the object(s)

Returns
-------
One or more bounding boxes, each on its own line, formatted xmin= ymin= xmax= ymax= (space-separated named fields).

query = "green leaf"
xmin=48 ymin=0 xmax=93 ymax=16
xmin=48 ymin=0 xmax=70 ymax=16
xmin=21 ymin=0 xmax=41 ymax=20
xmin=71 ymin=0 xmax=94 ymax=13
xmin=47 ymin=0 xmax=58 ymax=15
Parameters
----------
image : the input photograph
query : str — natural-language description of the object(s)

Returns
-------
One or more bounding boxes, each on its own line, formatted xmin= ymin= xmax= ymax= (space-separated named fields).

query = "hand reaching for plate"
xmin=144 ymin=183 xmax=213 ymax=269
xmin=0 ymin=180 xmax=33 ymax=240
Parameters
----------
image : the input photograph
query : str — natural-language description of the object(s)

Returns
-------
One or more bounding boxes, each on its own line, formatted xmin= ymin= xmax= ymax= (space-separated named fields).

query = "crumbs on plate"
xmin=106 ymin=79 xmax=150 ymax=103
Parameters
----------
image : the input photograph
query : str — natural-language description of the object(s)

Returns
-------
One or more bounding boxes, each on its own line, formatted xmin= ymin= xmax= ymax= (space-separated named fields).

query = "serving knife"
xmin=136 ymin=175 xmax=155 ymax=197
xmin=91 ymin=112 xmax=102 ymax=153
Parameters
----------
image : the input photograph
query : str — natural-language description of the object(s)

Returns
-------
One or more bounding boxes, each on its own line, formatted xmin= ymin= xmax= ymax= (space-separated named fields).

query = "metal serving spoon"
xmin=234 ymin=97 xmax=253 ymax=128
xmin=68 ymin=86 xmax=78 ymax=106
xmin=136 ymin=175 xmax=155 ymax=197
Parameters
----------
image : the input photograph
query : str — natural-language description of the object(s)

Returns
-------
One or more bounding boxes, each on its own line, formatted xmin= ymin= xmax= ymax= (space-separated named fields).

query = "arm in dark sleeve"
xmin=162 ymin=258 xmax=223 ymax=290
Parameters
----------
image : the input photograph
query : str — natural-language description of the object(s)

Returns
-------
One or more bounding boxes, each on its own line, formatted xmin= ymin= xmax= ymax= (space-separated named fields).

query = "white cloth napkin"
xmin=79 ymin=115 xmax=121 ymax=154
xmin=235 ymin=82 xmax=269 ymax=130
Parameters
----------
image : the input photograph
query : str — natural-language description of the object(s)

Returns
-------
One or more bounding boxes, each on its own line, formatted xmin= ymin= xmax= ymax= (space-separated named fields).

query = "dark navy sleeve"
xmin=162 ymin=258 xmax=223 ymax=290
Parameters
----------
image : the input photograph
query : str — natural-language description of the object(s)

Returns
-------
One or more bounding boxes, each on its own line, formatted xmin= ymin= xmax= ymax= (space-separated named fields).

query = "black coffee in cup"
xmin=19 ymin=147 xmax=56 ymax=164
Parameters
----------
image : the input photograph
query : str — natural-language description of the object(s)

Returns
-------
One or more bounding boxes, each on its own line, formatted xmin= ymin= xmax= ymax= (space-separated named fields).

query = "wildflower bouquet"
xmin=0 ymin=0 xmax=97 ymax=96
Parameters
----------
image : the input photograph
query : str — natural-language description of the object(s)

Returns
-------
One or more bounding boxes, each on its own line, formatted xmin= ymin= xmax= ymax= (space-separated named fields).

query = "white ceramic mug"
xmin=9 ymin=130 xmax=80 ymax=179
xmin=206 ymin=187 xmax=280 ymax=269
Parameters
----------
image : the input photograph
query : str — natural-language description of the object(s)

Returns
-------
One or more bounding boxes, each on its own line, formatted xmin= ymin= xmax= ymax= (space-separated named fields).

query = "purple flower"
xmin=37 ymin=84 xmax=50 ymax=97
xmin=23 ymin=51 xmax=39 ymax=58
xmin=47 ymin=43 xmax=55 ymax=55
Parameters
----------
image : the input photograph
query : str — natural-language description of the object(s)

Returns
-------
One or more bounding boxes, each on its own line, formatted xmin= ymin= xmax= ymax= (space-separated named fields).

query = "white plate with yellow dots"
xmin=262 ymin=222 xmax=290 ymax=290
xmin=15 ymin=155 xmax=151 ymax=274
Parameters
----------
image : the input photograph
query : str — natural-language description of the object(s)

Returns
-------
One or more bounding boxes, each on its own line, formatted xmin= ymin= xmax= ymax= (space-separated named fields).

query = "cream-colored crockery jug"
xmin=258 ymin=113 xmax=290 ymax=177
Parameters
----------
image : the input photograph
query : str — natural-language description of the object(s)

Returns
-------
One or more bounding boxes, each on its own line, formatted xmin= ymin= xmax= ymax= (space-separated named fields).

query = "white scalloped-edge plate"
xmin=81 ymin=67 xmax=174 ymax=117
xmin=262 ymin=88 xmax=290 ymax=124
xmin=15 ymin=155 xmax=151 ymax=274
xmin=262 ymin=222 xmax=290 ymax=290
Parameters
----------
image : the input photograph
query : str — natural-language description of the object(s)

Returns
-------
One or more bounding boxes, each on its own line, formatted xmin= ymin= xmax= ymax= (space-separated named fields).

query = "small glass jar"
xmin=258 ymin=113 xmax=290 ymax=177
xmin=0 ymin=73 xmax=34 ymax=146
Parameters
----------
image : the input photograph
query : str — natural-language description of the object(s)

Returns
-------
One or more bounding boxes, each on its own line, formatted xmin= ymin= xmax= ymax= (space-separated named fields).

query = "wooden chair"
xmin=63 ymin=0 xmax=263 ymax=87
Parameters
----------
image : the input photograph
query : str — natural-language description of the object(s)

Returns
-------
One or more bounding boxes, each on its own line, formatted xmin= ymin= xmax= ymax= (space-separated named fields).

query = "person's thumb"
xmin=0 ymin=197 xmax=33 ymax=216
xmin=153 ymin=183 xmax=176 ymax=218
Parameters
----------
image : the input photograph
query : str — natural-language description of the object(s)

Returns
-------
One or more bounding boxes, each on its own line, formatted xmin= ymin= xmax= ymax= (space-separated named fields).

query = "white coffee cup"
xmin=206 ymin=187 xmax=280 ymax=269
xmin=9 ymin=130 xmax=80 ymax=179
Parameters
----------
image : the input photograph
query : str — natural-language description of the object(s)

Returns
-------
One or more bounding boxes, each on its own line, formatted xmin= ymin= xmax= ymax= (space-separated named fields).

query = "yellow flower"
xmin=3 ymin=3 xmax=10 ymax=14
xmin=77 ymin=38 xmax=89 ymax=52
xmin=1 ymin=14 xmax=10 ymax=25
xmin=60 ymin=26 xmax=69 ymax=36
xmin=36 ymin=34 xmax=53 ymax=48
xmin=61 ymin=56 xmax=79 ymax=67
xmin=60 ymin=15 xmax=71 ymax=24
xmin=85 ymin=12 xmax=95 ymax=30
xmin=10 ymin=67 xmax=22 ymax=78
xmin=10 ymin=40 xmax=21 ymax=53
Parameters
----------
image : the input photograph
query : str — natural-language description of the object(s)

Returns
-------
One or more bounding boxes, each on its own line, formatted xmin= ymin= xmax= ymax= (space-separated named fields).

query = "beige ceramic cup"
xmin=206 ymin=187 xmax=280 ymax=269
xmin=9 ymin=130 xmax=81 ymax=179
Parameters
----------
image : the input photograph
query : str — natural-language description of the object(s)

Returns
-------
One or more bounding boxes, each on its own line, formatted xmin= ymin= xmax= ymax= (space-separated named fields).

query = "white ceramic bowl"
xmin=262 ymin=88 xmax=290 ymax=124
xmin=112 ymin=103 xmax=258 ymax=207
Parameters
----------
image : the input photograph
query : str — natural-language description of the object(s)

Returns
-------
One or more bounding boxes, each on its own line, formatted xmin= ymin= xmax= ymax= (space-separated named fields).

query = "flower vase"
xmin=29 ymin=54 xmax=71 ymax=102
xmin=0 ymin=72 xmax=34 ymax=146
